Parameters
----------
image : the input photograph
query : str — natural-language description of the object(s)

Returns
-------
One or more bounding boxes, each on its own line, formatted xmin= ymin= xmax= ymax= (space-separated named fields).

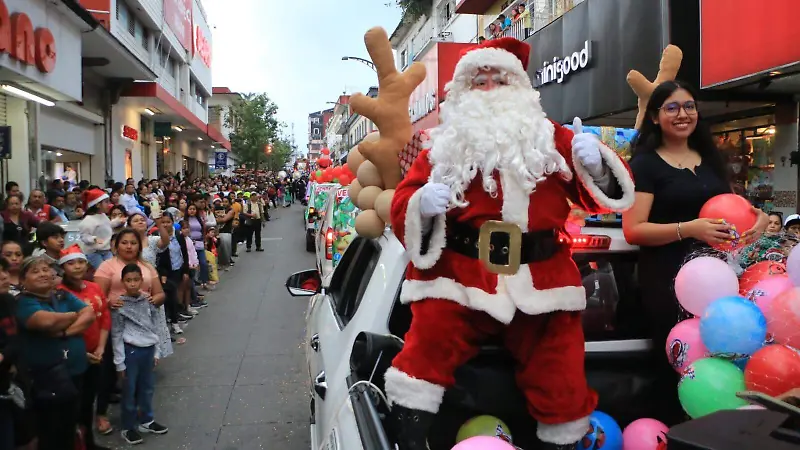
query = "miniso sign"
xmin=535 ymin=40 xmax=592 ymax=87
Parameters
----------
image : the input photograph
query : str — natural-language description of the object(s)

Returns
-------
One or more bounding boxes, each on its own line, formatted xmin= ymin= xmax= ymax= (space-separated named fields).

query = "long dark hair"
xmin=630 ymin=80 xmax=728 ymax=182
xmin=114 ymin=228 xmax=143 ymax=261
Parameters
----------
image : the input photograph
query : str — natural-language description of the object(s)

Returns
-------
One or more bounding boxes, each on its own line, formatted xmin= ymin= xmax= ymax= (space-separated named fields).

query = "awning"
xmin=82 ymin=27 xmax=157 ymax=81
xmin=455 ymin=0 xmax=495 ymax=14
xmin=121 ymin=82 xmax=232 ymax=151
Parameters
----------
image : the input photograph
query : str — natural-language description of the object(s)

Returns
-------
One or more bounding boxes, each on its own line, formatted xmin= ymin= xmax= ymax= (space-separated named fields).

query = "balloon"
xmin=767 ymin=287 xmax=800 ymax=347
xmin=339 ymin=175 xmax=352 ymax=187
xmin=356 ymin=160 xmax=384 ymax=188
xmin=622 ymin=419 xmax=669 ymax=450
xmin=700 ymin=296 xmax=766 ymax=358
xmin=320 ymin=148 xmax=330 ymax=155
xmin=451 ymin=436 xmax=515 ymax=450
xmin=746 ymin=275 xmax=793 ymax=317
xmin=739 ymin=261 xmax=788 ymax=296
xmin=675 ymin=257 xmax=739 ymax=316
xmin=332 ymin=166 xmax=343 ymax=178
xmin=316 ymin=170 xmax=322 ymax=178
xmin=318 ymin=156 xmax=332 ymax=168
xmin=342 ymin=163 xmax=350 ymax=176
xmin=333 ymin=178 xmax=340 ymax=184
xmin=788 ymin=245 xmax=800 ymax=287
xmin=699 ymin=194 xmax=757 ymax=251
xmin=678 ymin=357 xmax=748 ymax=418
xmin=745 ymin=345 xmax=800 ymax=396
xmin=666 ymin=318 xmax=708 ymax=373
xmin=347 ymin=148 xmax=366 ymax=174
xmin=579 ymin=411 xmax=622 ymax=450
xmin=456 ymin=416 xmax=513 ymax=444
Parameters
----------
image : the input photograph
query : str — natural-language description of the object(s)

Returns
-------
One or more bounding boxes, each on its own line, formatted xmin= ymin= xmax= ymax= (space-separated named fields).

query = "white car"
xmin=305 ymin=183 xmax=338 ymax=252
xmin=286 ymin=222 xmax=661 ymax=450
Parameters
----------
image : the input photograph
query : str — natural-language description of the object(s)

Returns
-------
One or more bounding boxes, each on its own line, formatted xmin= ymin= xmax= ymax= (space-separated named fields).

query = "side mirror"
xmin=285 ymin=269 xmax=322 ymax=297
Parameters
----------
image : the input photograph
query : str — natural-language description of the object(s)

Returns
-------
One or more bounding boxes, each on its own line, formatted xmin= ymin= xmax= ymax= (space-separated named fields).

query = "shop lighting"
xmin=197 ymin=137 xmax=203 ymax=141
xmin=172 ymin=126 xmax=183 ymax=132
xmin=56 ymin=152 xmax=63 ymax=156
xmin=155 ymin=140 xmax=163 ymax=144
xmin=767 ymin=128 xmax=776 ymax=135
xmin=144 ymin=108 xmax=156 ymax=116
xmin=1 ymin=85 xmax=55 ymax=107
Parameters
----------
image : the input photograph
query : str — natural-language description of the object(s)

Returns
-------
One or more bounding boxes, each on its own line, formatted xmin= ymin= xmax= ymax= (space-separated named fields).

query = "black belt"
xmin=445 ymin=221 xmax=564 ymax=269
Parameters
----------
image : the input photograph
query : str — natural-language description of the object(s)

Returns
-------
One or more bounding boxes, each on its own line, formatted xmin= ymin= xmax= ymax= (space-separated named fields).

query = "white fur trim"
xmin=58 ymin=253 xmax=86 ymax=265
xmin=404 ymin=189 xmax=447 ymax=270
xmin=499 ymin=171 xmax=529 ymax=228
xmin=537 ymin=416 xmax=590 ymax=445
xmin=384 ymin=367 xmax=446 ymax=413
xmin=452 ymin=48 xmax=531 ymax=89
xmin=87 ymin=192 xmax=109 ymax=209
xmin=572 ymin=142 xmax=635 ymax=212
xmin=401 ymin=277 xmax=586 ymax=324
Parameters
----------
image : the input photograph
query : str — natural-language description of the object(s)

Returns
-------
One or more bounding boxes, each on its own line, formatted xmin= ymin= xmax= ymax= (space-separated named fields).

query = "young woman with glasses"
xmin=622 ymin=80 xmax=769 ymax=425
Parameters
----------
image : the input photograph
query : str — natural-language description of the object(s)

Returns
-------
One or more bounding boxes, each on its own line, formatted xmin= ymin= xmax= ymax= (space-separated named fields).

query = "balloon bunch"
xmin=309 ymin=160 xmax=356 ymax=185
xmin=317 ymin=148 xmax=333 ymax=168
xmin=668 ymin=228 xmax=800 ymax=419
xmin=343 ymin=27 xmax=425 ymax=239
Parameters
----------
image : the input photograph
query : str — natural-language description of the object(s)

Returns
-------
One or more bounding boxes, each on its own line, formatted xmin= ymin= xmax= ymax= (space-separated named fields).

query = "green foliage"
xmin=225 ymin=93 xmax=288 ymax=171
xmin=397 ymin=0 xmax=432 ymax=20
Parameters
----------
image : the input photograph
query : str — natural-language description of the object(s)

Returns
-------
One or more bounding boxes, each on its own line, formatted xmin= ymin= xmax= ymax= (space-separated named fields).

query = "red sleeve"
xmin=92 ymin=283 xmax=112 ymax=331
xmin=390 ymin=149 xmax=447 ymax=270
xmin=26 ymin=212 xmax=41 ymax=228
xmin=552 ymin=122 xmax=635 ymax=214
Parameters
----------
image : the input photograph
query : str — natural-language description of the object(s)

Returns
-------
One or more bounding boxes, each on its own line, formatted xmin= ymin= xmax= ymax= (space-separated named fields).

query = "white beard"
xmin=427 ymin=84 xmax=572 ymax=208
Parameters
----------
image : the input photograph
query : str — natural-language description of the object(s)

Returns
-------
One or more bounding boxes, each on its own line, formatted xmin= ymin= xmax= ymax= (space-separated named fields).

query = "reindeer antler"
xmin=350 ymin=27 xmax=426 ymax=189
xmin=627 ymin=45 xmax=683 ymax=129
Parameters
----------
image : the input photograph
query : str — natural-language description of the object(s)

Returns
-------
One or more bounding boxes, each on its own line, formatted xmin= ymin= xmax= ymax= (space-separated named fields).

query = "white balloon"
xmin=788 ymin=245 xmax=800 ymax=287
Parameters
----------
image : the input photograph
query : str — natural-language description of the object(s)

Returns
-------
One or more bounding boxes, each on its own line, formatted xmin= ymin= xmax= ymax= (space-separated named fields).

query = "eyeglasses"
xmin=659 ymin=101 xmax=697 ymax=117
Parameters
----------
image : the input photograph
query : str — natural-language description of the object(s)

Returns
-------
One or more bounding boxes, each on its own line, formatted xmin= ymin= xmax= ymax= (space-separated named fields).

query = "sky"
xmin=203 ymin=0 xmax=403 ymax=155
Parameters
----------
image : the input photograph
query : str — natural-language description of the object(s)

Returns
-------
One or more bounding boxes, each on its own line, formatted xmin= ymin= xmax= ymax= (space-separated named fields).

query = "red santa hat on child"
xmin=59 ymin=245 xmax=87 ymax=265
xmin=451 ymin=37 xmax=531 ymax=88
xmin=82 ymin=188 xmax=109 ymax=210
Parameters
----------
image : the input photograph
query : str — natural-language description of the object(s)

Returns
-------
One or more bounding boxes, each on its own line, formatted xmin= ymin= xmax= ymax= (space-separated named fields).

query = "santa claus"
xmin=385 ymin=37 xmax=635 ymax=449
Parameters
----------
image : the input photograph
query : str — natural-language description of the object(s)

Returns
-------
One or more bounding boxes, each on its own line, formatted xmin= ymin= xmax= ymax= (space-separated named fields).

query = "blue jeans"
xmin=121 ymin=344 xmax=156 ymax=431
xmin=87 ymin=250 xmax=113 ymax=269
xmin=196 ymin=247 xmax=209 ymax=283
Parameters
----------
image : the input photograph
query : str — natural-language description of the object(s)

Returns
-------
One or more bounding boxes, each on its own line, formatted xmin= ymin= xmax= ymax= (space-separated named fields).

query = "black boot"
xmin=389 ymin=405 xmax=435 ymax=450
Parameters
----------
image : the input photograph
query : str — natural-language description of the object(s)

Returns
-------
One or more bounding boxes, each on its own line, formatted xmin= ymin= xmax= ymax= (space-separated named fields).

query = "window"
xmin=127 ymin=10 xmax=135 ymax=35
xmin=160 ymin=50 xmax=168 ymax=68
xmin=400 ymin=49 xmax=408 ymax=69
xmin=142 ymin=27 xmax=149 ymax=50
xmin=118 ymin=2 xmax=129 ymax=27
xmin=438 ymin=0 xmax=456 ymax=26
xmin=167 ymin=57 xmax=176 ymax=78
xmin=328 ymin=237 xmax=381 ymax=324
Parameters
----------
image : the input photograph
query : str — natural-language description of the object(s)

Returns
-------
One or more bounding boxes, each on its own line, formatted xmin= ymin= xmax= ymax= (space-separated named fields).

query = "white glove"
xmin=571 ymin=117 xmax=605 ymax=179
xmin=419 ymin=182 xmax=451 ymax=218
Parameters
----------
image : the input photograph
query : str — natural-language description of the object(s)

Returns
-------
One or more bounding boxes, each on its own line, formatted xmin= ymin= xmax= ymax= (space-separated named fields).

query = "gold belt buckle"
xmin=478 ymin=220 xmax=522 ymax=275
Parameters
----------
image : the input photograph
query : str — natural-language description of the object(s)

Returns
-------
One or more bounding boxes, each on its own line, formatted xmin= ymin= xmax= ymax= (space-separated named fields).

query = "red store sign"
xmin=408 ymin=42 xmax=474 ymax=133
xmin=194 ymin=26 xmax=211 ymax=68
xmin=0 ymin=0 xmax=57 ymax=73
xmin=164 ymin=0 xmax=192 ymax=51
xmin=122 ymin=125 xmax=139 ymax=142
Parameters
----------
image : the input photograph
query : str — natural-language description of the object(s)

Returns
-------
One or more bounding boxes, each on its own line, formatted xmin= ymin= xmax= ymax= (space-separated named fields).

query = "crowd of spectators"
xmin=0 ymin=170 xmax=307 ymax=449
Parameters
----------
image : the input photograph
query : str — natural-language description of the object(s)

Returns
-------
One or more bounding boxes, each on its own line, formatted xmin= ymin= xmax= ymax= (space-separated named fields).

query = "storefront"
xmin=0 ymin=0 xmax=86 ymax=191
xmin=522 ymin=0 xmax=799 ymax=214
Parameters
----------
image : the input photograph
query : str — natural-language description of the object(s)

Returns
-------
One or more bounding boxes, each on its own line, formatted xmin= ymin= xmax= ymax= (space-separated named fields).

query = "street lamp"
xmin=342 ymin=56 xmax=377 ymax=73
xmin=265 ymin=144 xmax=273 ymax=155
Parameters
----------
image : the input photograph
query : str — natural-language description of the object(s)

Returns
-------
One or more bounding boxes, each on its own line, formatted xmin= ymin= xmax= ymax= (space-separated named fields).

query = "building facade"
xmin=325 ymin=95 xmax=350 ymax=164
xmin=206 ymin=87 xmax=239 ymax=177
xmin=342 ymin=87 xmax=379 ymax=161
xmin=307 ymin=108 xmax=333 ymax=162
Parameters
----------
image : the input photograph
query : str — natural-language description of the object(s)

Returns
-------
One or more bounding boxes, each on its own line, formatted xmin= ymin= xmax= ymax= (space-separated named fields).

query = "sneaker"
xmin=178 ymin=312 xmax=194 ymax=320
xmin=255 ymin=248 xmax=264 ymax=252
xmin=171 ymin=323 xmax=183 ymax=335
xmin=122 ymin=429 xmax=143 ymax=444
xmin=138 ymin=420 xmax=168 ymax=435
xmin=187 ymin=307 xmax=200 ymax=315
xmin=192 ymin=301 xmax=209 ymax=309
xmin=246 ymin=248 xmax=252 ymax=253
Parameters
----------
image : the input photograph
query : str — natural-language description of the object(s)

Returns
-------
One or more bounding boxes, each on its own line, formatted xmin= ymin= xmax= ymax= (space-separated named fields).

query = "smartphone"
xmin=737 ymin=391 xmax=800 ymax=418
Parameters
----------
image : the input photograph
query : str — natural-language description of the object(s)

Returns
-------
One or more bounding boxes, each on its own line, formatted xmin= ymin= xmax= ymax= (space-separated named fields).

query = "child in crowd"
xmin=111 ymin=264 xmax=168 ymax=445
xmin=79 ymin=189 xmax=123 ymax=269
xmin=205 ymin=227 xmax=219 ymax=285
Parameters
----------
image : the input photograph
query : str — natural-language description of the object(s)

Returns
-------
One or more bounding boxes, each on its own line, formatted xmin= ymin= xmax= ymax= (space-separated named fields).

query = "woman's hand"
xmin=683 ymin=218 xmax=733 ymax=245
xmin=109 ymin=298 xmax=124 ymax=309
xmin=741 ymin=207 xmax=769 ymax=245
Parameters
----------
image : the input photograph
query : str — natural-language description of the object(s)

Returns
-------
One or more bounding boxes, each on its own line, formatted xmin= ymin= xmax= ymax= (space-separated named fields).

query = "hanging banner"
xmin=214 ymin=151 xmax=227 ymax=169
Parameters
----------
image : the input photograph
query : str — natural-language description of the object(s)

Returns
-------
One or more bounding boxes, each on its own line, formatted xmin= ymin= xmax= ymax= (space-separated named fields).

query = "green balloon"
xmin=456 ymin=415 xmax=513 ymax=444
xmin=678 ymin=357 xmax=748 ymax=418
xmin=316 ymin=170 xmax=322 ymax=177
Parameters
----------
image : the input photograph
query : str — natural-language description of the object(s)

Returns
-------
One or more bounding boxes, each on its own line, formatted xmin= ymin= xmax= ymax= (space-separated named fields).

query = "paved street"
xmin=97 ymin=205 xmax=313 ymax=449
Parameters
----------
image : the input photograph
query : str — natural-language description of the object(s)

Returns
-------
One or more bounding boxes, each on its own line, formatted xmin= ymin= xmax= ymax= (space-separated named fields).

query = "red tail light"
xmin=560 ymin=234 xmax=612 ymax=250
xmin=325 ymin=228 xmax=334 ymax=260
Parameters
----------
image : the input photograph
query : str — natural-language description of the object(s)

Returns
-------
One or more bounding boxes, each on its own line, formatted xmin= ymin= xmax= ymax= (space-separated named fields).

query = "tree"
xmin=397 ymin=0 xmax=432 ymax=20
xmin=225 ymin=93 xmax=282 ymax=171
xmin=263 ymin=136 xmax=294 ymax=173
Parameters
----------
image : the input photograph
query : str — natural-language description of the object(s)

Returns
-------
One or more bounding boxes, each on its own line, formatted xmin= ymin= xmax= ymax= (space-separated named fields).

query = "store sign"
xmin=0 ymin=126 xmax=10 ymax=159
xmin=336 ymin=188 xmax=348 ymax=199
xmin=214 ymin=151 xmax=227 ymax=169
xmin=0 ymin=0 xmax=57 ymax=73
xmin=164 ymin=0 xmax=192 ymax=51
xmin=409 ymin=91 xmax=436 ymax=123
xmin=121 ymin=125 xmax=138 ymax=142
xmin=535 ymin=40 xmax=592 ymax=87
xmin=194 ymin=26 xmax=211 ymax=68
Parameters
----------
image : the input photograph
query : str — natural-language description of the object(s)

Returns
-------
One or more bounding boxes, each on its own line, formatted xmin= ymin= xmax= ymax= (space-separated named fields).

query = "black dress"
xmin=629 ymin=151 xmax=730 ymax=424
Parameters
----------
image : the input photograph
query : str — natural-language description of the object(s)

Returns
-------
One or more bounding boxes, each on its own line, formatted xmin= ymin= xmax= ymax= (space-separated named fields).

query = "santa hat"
xmin=452 ymin=37 xmax=531 ymax=88
xmin=59 ymin=245 xmax=87 ymax=265
xmin=82 ymin=188 xmax=109 ymax=210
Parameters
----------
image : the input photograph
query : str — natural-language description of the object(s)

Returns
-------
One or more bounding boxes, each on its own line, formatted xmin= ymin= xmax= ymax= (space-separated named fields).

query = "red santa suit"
xmin=384 ymin=38 xmax=636 ymax=446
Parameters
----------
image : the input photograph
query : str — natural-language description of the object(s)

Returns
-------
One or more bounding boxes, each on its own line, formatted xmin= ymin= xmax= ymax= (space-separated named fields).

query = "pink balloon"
xmin=746 ymin=275 xmax=793 ymax=316
xmin=451 ymin=436 xmax=515 ymax=450
xmin=666 ymin=318 xmax=708 ymax=373
xmin=788 ymin=245 xmax=800 ymax=286
xmin=675 ymin=257 xmax=739 ymax=316
xmin=622 ymin=418 xmax=669 ymax=450
xmin=767 ymin=287 xmax=800 ymax=347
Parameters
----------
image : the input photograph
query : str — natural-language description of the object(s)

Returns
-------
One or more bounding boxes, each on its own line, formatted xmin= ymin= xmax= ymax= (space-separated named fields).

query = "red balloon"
xmin=767 ymin=287 xmax=800 ymax=347
xmin=332 ymin=166 xmax=343 ymax=177
xmin=318 ymin=156 xmax=332 ymax=168
xmin=699 ymin=194 xmax=758 ymax=251
xmin=321 ymin=148 xmax=330 ymax=156
xmin=339 ymin=174 xmax=351 ymax=186
xmin=739 ymin=261 xmax=788 ymax=296
xmin=745 ymin=345 xmax=800 ymax=396
xmin=342 ymin=163 xmax=350 ymax=174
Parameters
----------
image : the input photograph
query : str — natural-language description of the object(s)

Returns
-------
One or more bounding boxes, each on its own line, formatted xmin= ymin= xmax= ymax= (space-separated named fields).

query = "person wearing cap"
xmin=57 ymin=246 xmax=112 ymax=450
xmin=79 ymin=189 xmax=121 ymax=269
xmin=241 ymin=192 xmax=264 ymax=252
xmin=387 ymin=37 xmax=635 ymax=449
xmin=784 ymin=213 xmax=800 ymax=237
xmin=31 ymin=221 xmax=66 ymax=281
